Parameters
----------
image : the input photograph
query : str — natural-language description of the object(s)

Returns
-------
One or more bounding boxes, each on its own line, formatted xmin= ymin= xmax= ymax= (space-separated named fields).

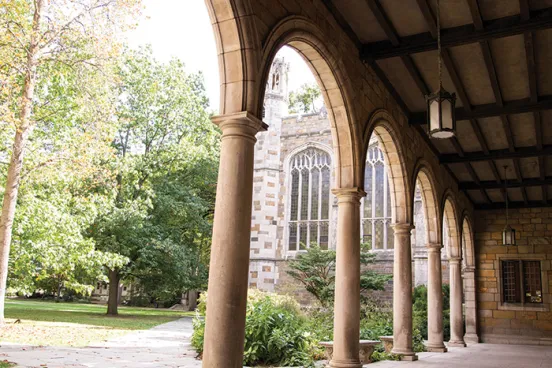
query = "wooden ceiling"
xmin=323 ymin=0 xmax=552 ymax=210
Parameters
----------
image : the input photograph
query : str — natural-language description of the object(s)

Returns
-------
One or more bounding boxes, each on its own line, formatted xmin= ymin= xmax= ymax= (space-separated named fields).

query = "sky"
xmin=126 ymin=0 xmax=315 ymax=112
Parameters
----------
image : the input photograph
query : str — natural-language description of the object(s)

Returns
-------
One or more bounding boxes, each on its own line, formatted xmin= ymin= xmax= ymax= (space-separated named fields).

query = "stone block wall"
xmin=475 ymin=208 xmax=552 ymax=345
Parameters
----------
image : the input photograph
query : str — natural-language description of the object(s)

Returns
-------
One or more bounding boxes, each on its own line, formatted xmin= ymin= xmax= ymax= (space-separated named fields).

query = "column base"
xmin=391 ymin=349 xmax=418 ymax=361
xmin=426 ymin=344 xmax=448 ymax=353
xmin=447 ymin=340 xmax=467 ymax=347
xmin=464 ymin=333 xmax=480 ymax=344
xmin=328 ymin=359 xmax=362 ymax=368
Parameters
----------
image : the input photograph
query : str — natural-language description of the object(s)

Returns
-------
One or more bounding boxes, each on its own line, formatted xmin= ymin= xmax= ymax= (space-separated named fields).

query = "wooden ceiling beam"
xmin=410 ymin=95 xmax=552 ymax=124
xmin=475 ymin=200 xmax=551 ymax=210
xmin=460 ymin=176 xmax=552 ymax=190
xmin=441 ymin=144 xmax=552 ymax=163
xmin=449 ymin=136 xmax=491 ymax=203
xmin=361 ymin=7 xmax=552 ymax=60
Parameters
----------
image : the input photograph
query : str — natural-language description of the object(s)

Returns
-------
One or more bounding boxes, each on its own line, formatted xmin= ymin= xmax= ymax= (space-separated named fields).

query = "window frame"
xmin=284 ymin=143 xmax=334 ymax=255
xmin=361 ymin=143 xmax=394 ymax=251
xmin=497 ymin=255 xmax=550 ymax=312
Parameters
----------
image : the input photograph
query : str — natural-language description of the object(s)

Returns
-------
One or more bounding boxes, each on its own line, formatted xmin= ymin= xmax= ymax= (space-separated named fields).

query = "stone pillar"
xmin=202 ymin=112 xmax=266 ymax=368
xmin=391 ymin=223 xmax=417 ymax=361
xmin=448 ymin=257 xmax=467 ymax=347
xmin=426 ymin=244 xmax=447 ymax=352
xmin=330 ymin=188 xmax=365 ymax=368
xmin=463 ymin=267 xmax=479 ymax=343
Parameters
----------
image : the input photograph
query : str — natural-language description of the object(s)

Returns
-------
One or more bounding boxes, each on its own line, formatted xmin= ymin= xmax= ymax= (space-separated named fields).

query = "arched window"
xmin=288 ymin=147 xmax=331 ymax=251
xmin=362 ymin=142 xmax=393 ymax=250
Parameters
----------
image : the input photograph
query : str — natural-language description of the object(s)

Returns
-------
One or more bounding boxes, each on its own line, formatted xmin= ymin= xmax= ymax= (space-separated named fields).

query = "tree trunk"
xmin=0 ymin=0 xmax=44 ymax=326
xmin=56 ymin=278 xmax=62 ymax=302
xmin=107 ymin=269 xmax=120 ymax=316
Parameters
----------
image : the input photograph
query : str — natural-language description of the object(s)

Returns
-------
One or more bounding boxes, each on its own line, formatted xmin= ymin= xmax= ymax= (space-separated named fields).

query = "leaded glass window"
xmin=501 ymin=260 xmax=543 ymax=304
xmin=361 ymin=142 xmax=393 ymax=250
xmin=288 ymin=148 xmax=332 ymax=251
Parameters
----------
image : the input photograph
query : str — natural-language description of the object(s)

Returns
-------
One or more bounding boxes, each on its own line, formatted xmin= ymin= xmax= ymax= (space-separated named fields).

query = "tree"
xmin=0 ymin=0 xmax=142 ymax=324
xmin=286 ymin=243 xmax=391 ymax=308
xmin=89 ymin=46 xmax=219 ymax=315
xmin=288 ymin=83 xmax=322 ymax=114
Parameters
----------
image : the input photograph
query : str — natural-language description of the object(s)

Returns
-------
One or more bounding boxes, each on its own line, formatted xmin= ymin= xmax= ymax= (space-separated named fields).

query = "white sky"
xmin=126 ymin=0 xmax=315 ymax=113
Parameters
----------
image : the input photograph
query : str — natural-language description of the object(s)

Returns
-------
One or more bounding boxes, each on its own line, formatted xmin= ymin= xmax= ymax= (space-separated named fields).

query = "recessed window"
xmin=288 ymin=148 xmax=331 ymax=251
xmin=502 ymin=260 xmax=543 ymax=304
xmin=362 ymin=143 xmax=393 ymax=250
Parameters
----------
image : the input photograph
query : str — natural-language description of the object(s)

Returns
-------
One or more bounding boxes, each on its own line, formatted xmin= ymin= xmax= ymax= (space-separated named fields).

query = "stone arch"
xmin=204 ymin=0 xmax=260 ymax=114
xmin=441 ymin=191 xmax=461 ymax=259
xmin=461 ymin=212 xmax=475 ymax=268
xmin=363 ymin=110 xmax=411 ymax=225
xmin=258 ymin=16 xmax=362 ymax=189
xmin=411 ymin=161 xmax=441 ymax=245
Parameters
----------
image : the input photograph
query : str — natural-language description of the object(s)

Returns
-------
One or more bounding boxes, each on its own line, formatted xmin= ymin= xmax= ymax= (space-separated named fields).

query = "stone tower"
xmin=248 ymin=57 xmax=290 ymax=291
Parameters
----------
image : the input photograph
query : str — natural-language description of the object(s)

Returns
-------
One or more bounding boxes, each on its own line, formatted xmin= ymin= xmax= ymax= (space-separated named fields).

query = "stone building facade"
xmin=475 ymin=208 xmax=552 ymax=345
xmin=248 ymin=58 xmax=449 ymax=299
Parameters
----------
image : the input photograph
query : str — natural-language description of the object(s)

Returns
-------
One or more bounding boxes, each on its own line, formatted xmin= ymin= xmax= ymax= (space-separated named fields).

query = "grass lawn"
xmin=1 ymin=299 xmax=195 ymax=347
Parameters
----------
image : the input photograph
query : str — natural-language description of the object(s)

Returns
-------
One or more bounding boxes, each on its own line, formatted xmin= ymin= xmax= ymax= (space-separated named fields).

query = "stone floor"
xmin=0 ymin=317 xmax=201 ymax=368
xmin=3 ymin=321 xmax=552 ymax=368
xmin=370 ymin=343 xmax=552 ymax=368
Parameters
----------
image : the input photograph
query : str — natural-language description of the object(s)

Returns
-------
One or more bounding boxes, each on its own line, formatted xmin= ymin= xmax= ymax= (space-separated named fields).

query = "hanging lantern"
xmin=426 ymin=0 xmax=457 ymax=139
xmin=502 ymin=165 xmax=516 ymax=246
xmin=502 ymin=224 xmax=516 ymax=246
xmin=427 ymin=89 xmax=457 ymax=139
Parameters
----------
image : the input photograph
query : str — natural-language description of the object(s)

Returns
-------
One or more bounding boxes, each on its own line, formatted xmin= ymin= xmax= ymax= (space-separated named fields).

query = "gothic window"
xmin=288 ymin=147 xmax=332 ymax=251
xmin=362 ymin=143 xmax=393 ymax=250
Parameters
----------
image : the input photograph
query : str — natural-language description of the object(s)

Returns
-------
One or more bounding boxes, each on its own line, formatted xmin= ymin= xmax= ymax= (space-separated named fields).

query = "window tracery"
xmin=288 ymin=147 xmax=332 ymax=250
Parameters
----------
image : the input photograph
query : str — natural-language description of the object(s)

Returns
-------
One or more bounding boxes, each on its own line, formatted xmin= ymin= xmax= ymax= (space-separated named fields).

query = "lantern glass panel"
xmin=429 ymin=99 xmax=440 ymax=132
xmin=442 ymin=98 xmax=453 ymax=130
xmin=503 ymin=225 xmax=516 ymax=246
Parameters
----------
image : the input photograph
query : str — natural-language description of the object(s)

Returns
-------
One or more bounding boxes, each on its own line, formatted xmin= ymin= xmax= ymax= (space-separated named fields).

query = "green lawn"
xmin=5 ymin=299 xmax=194 ymax=330
xmin=1 ymin=299 xmax=195 ymax=347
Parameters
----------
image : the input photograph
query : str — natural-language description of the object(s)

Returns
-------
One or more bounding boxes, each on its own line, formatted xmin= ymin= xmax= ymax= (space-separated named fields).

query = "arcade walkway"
xmin=371 ymin=344 xmax=552 ymax=368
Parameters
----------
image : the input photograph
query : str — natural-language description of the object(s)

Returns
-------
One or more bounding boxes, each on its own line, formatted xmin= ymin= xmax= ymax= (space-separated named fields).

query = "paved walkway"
xmin=3 ymin=323 xmax=552 ymax=368
xmin=371 ymin=343 xmax=552 ymax=368
xmin=0 ymin=317 xmax=202 ymax=368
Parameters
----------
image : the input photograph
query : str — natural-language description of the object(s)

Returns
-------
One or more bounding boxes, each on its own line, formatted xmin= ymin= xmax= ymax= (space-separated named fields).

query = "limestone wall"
xmin=475 ymin=208 xmax=552 ymax=345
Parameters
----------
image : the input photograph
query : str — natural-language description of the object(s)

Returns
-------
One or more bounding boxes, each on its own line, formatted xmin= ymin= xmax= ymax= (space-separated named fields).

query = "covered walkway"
xmin=371 ymin=344 xmax=552 ymax=368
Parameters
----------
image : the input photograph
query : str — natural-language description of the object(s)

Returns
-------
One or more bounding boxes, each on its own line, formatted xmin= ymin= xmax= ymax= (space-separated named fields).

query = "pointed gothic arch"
xmin=364 ymin=110 xmax=411 ymax=225
xmin=258 ymin=16 xmax=362 ymax=189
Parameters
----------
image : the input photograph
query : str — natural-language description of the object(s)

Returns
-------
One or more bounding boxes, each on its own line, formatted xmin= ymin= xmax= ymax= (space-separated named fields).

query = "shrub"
xmin=191 ymin=290 xmax=321 ymax=367
xmin=413 ymin=284 xmax=451 ymax=342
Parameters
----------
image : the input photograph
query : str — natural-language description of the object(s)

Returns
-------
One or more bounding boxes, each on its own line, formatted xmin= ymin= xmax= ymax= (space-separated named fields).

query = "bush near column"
xmin=191 ymin=290 xmax=323 ymax=367
xmin=413 ymin=284 xmax=451 ymax=341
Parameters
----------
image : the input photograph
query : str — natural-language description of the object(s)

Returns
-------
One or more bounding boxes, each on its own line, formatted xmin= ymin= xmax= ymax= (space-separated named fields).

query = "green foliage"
xmin=413 ymin=284 xmax=451 ymax=342
xmin=288 ymin=83 xmax=322 ymax=114
xmin=286 ymin=243 xmax=391 ymax=308
xmin=88 ymin=46 xmax=219 ymax=307
xmin=359 ymin=301 xmax=393 ymax=341
xmin=192 ymin=291 xmax=321 ymax=367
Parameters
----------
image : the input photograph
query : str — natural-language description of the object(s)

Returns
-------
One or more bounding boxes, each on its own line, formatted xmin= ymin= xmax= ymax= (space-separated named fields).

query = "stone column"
xmin=202 ymin=112 xmax=266 ymax=368
xmin=330 ymin=188 xmax=365 ymax=368
xmin=391 ymin=223 xmax=417 ymax=361
xmin=448 ymin=257 xmax=467 ymax=347
xmin=463 ymin=267 xmax=479 ymax=343
xmin=426 ymin=244 xmax=447 ymax=352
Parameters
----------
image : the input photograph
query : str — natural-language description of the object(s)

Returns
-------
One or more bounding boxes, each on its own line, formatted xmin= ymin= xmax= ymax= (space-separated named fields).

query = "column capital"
xmin=211 ymin=111 xmax=268 ymax=141
xmin=426 ymin=243 xmax=443 ymax=252
xmin=391 ymin=223 xmax=414 ymax=234
xmin=448 ymin=257 xmax=462 ymax=264
xmin=331 ymin=187 xmax=366 ymax=203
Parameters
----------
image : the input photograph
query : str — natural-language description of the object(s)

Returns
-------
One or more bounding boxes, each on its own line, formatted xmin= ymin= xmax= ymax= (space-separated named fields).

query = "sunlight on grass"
xmin=1 ymin=299 xmax=195 ymax=347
